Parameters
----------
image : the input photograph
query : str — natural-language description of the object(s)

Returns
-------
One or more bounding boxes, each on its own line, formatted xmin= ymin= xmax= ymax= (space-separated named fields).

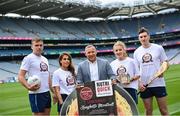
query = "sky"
xmin=65 ymin=0 xmax=139 ymax=7
xmin=80 ymin=0 xmax=164 ymax=7
xmin=98 ymin=0 xmax=134 ymax=5
xmin=2 ymin=0 xmax=178 ymax=20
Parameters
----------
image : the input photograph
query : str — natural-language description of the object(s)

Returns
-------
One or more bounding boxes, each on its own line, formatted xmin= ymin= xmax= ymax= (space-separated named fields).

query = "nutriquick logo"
xmin=80 ymin=87 xmax=93 ymax=100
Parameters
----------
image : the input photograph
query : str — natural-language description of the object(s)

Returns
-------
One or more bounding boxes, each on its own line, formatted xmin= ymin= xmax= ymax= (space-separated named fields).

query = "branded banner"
xmin=60 ymin=80 xmax=139 ymax=116
xmin=76 ymin=80 xmax=117 ymax=115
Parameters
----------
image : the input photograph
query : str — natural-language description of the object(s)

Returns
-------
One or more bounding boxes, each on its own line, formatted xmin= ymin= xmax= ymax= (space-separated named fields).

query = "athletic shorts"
xmin=57 ymin=94 xmax=68 ymax=113
xmin=140 ymin=87 xmax=167 ymax=99
xmin=124 ymin=88 xmax=138 ymax=104
xmin=29 ymin=91 xmax=51 ymax=113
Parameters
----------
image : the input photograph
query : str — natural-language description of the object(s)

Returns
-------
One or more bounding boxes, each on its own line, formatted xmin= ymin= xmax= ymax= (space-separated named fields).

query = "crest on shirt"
xmin=40 ymin=62 xmax=48 ymax=72
xmin=66 ymin=75 xmax=75 ymax=86
xmin=116 ymin=65 xmax=130 ymax=84
xmin=117 ymin=65 xmax=126 ymax=75
xmin=142 ymin=53 xmax=153 ymax=63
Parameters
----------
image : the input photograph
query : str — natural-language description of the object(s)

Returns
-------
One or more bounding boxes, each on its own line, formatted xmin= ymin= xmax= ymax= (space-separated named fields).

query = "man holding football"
xmin=18 ymin=38 xmax=52 ymax=116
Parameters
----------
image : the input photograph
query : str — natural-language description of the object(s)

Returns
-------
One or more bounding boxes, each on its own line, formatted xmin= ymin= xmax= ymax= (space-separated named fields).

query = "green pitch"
xmin=0 ymin=64 xmax=179 ymax=115
xmin=138 ymin=64 xmax=180 ymax=115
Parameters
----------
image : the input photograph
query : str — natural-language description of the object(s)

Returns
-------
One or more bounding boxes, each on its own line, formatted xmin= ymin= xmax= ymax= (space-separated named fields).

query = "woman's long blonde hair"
xmin=113 ymin=41 xmax=128 ymax=57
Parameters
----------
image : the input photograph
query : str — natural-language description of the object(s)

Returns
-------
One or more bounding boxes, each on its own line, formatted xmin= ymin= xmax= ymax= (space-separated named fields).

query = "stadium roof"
xmin=0 ymin=0 xmax=179 ymax=20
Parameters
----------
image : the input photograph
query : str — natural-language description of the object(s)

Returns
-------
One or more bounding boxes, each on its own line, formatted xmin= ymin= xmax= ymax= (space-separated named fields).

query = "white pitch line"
xmin=0 ymin=107 xmax=30 ymax=115
xmin=170 ymin=109 xmax=180 ymax=115
xmin=166 ymin=78 xmax=180 ymax=83
xmin=153 ymin=102 xmax=180 ymax=115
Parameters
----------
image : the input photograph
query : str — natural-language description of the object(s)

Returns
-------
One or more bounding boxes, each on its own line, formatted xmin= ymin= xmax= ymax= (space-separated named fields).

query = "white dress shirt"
xmin=88 ymin=60 xmax=99 ymax=81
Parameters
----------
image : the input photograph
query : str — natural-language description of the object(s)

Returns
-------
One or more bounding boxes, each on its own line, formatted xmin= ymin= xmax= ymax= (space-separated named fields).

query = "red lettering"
xmin=97 ymin=86 xmax=110 ymax=92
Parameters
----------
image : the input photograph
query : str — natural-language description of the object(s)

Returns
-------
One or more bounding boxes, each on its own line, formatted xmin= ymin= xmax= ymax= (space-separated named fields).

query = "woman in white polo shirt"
xmin=110 ymin=41 xmax=140 ymax=104
xmin=52 ymin=52 xmax=76 ymax=115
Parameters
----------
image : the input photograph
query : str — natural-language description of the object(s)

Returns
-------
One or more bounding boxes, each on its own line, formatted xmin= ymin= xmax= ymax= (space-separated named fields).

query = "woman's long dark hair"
xmin=58 ymin=52 xmax=76 ymax=77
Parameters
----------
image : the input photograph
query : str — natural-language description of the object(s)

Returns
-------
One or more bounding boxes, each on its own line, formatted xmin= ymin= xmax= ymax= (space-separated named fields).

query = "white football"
xmin=27 ymin=75 xmax=41 ymax=86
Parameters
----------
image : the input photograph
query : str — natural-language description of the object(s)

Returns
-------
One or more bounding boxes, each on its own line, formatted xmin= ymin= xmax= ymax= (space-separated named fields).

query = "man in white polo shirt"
xmin=18 ymin=38 xmax=52 ymax=115
xmin=134 ymin=27 xmax=169 ymax=115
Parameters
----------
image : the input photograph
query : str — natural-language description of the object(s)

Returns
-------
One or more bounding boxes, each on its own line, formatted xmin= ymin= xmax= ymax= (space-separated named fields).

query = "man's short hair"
xmin=31 ymin=38 xmax=43 ymax=44
xmin=138 ymin=27 xmax=149 ymax=35
xmin=85 ymin=45 xmax=96 ymax=51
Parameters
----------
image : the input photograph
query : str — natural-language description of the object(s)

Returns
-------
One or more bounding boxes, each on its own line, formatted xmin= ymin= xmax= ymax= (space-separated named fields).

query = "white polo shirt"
xmin=111 ymin=57 xmax=140 ymax=90
xmin=52 ymin=67 xmax=75 ymax=95
xmin=133 ymin=43 xmax=168 ymax=87
xmin=20 ymin=53 xmax=50 ymax=94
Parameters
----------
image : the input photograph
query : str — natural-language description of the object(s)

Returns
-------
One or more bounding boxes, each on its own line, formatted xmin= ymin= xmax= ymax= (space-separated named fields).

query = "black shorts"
xmin=140 ymin=87 xmax=167 ymax=99
xmin=29 ymin=91 xmax=51 ymax=113
xmin=57 ymin=94 xmax=68 ymax=113
xmin=124 ymin=88 xmax=138 ymax=104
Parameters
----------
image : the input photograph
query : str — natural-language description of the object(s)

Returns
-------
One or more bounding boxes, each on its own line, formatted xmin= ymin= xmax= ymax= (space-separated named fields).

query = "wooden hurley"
xmin=137 ymin=62 xmax=168 ymax=95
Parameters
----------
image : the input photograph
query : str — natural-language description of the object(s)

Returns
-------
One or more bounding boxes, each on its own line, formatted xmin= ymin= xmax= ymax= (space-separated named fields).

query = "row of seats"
xmin=0 ymin=12 xmax=179 ymax=40
xmin=0 ymin=48 xmax=179 ymax=82
xmin=0 ymin=39 xmax=178 ymax=57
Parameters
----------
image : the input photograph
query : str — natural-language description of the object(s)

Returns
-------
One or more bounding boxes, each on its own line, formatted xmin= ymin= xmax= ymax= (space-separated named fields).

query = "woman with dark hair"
xmin=52 ymin=52 xmax=76 ymax=115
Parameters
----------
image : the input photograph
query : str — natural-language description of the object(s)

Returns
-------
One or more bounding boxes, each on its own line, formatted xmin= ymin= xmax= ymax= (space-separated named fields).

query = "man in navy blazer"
xmin=77 ymin=45 xmax=115 ymax=84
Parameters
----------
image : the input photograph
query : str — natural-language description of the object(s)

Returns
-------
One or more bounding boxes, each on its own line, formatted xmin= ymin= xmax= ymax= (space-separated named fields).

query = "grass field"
xmin=0 ymin=64 xmax=180 ymax=115
xmin=138 ymin=64 xmax=180 ymax=115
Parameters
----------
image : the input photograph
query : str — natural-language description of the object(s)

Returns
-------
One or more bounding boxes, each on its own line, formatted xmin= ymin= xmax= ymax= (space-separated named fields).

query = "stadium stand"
xmin=0 ymin=0 xmax=179 ymax=82
xmin=0 ymin=12 xmax=180 ymax=40
xmin=0 ymin=48 xmax=179 ymax=82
